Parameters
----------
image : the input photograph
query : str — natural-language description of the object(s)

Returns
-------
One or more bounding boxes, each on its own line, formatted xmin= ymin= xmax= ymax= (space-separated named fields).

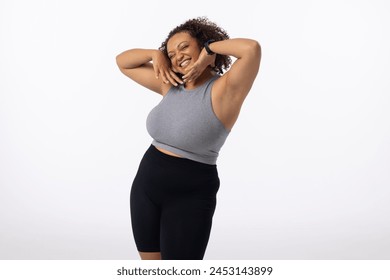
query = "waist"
xmin=150 ymin=142 xmax=219 ymax=166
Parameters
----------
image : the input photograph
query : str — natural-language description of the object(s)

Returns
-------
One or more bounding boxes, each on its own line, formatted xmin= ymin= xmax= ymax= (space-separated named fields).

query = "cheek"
xmin=190 ymin=48 xmax=201 ymax=60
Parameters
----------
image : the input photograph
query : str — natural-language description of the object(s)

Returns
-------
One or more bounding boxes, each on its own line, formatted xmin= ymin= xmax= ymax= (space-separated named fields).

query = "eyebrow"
xmin=168 ymin=41 xmax=189 ymax=55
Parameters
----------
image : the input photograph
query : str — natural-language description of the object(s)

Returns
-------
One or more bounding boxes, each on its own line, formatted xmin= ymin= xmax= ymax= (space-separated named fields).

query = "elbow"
xmin=116 ymin=54 xmax=123 ymax=68
xmin=247 ymin=40 xmax=261 ymax=63
xmin=238 ymin=39 xmax=261 ymax=60
xmin=249 ymin=40 xmax=261 ymax=56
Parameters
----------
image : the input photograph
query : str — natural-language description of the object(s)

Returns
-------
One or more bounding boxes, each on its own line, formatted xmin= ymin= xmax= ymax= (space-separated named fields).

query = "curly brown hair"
xmin=159 ymin=17 xmax=232 ymax=75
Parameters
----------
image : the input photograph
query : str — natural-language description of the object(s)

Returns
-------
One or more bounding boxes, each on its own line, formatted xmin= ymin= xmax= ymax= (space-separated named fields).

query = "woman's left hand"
xmin=182 ymin=49 xmax=216 ymax=83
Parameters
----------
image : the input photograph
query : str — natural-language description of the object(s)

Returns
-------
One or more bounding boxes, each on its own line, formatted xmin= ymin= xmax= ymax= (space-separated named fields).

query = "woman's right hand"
xmin=152 ymin=50 xmax=183 ymax=86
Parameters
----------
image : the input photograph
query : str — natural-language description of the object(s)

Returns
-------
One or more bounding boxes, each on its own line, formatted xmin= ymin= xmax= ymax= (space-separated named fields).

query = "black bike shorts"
xmin=130 ymin=144 xmax=220 ymax=260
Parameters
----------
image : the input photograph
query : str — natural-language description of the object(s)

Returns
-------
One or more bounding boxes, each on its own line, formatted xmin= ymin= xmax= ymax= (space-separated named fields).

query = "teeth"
xmin=180 ymin=60 xmax=190 ymax=67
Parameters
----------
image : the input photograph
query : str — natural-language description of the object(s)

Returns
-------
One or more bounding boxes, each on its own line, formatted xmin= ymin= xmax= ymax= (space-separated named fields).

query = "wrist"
xmin=152 ymin=49 xmax=163 ymax=56
xmin=204 ymin=40 xmax=215 ymax=55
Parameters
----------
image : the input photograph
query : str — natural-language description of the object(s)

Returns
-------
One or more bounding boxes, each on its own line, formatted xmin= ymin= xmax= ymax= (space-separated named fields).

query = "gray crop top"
xmin=146 ymin=75 xmax=231 ymax=165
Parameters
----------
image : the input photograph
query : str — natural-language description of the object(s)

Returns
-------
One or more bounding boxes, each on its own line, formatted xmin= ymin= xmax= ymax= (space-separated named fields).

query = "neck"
xmin=184 ymin=69 xmax=216 ymax=90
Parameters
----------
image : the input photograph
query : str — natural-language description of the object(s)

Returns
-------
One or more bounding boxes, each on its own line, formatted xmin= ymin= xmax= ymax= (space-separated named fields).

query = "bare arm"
xmin=180 ymin=38 xmax=261 ymax=131
xmin=116 ymin=49 xmax=182 ymax=95
xmin=188 ymin=39 xmax=261 ymax=102
xmin=216 ymin=39 xmax=261 ymax=100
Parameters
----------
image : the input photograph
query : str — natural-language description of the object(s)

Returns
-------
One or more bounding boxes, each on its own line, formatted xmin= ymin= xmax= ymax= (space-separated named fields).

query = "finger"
xmin=183 ymin=74 xmax=193 ymax=83
xmin=182 ymin=71 xmax=192 ymax=81
xmin=153 ymin=65 xmax=159 ymax=79
xmin=183 ymin=70 xmax=196 ymax=83
xmin=162 ymin=71 xmax=177 ymax=85
xmin=188 ymin=71 xmax=200 ymax=83
xmin=160 ymin=72 xmax=169 ymax=84
xmin=182 ymin=66 xmax=194 ymax=80
xmin=169 ymin=70 xmax=183 ymax=84
xmin=165 ymin=71 xmax=178 ymax=86
xmin=171 ymin=66 xmax=179 ymax=74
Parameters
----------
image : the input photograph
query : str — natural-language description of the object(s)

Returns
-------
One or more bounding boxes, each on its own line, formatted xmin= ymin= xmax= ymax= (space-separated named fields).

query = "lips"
xmin=179 ymin=59 xmax=190 ymax=68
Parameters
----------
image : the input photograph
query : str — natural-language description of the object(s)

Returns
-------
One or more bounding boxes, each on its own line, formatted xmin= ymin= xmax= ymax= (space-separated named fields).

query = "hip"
xmin=133 ymin=144 xmax=220 ymax=195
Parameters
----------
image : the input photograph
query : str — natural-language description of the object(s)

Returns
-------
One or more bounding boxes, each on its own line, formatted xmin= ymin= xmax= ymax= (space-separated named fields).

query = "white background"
xmin=1 ymin=0 xmax=389 ymax=259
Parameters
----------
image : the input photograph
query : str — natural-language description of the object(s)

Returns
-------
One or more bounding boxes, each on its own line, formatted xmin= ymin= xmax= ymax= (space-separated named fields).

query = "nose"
xmin=176 ymin=51 xmax=184 ymax=63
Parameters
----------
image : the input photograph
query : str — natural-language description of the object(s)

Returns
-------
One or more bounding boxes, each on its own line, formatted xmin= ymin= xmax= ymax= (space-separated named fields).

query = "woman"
xmin=116 ymin=17 xmax=261 ymax=260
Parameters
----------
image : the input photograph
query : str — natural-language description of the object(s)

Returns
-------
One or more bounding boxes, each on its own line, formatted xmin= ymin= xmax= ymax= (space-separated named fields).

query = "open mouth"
xmin=179 ymin=59 xmax=191 ymax=68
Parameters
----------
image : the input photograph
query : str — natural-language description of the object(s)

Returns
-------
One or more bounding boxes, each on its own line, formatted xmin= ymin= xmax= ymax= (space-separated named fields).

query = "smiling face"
xmin=166 ymin=32 xmax=201 ymax=74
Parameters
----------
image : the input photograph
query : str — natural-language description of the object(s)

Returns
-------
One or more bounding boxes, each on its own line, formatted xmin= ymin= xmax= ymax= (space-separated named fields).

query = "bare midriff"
xmin=155 ymin=146 xmax=183 ymax=158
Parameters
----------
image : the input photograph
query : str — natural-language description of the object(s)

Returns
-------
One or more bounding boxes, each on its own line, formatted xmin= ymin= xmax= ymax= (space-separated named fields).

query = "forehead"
xmin=167 ymin=32 xmax=196 ymax=51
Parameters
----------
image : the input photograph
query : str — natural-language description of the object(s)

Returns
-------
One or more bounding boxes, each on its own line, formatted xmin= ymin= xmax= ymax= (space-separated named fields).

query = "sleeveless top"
xmin=146 ymin=75 xmax=231 ymax=165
